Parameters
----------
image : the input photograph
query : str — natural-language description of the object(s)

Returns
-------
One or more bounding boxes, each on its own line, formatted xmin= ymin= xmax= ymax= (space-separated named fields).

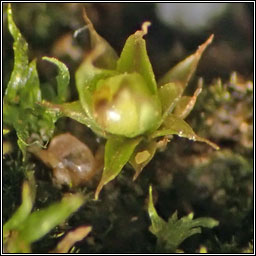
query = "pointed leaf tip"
xmin=195 ymin=136 xmax=220 ymax=150
xmin=94 ymin=182 xmax=103 ymax=200
xmin=196 ymin=34 xmax=214 ymax=56
xmin=42 ymin=57 xmax=70 ymax=103
xmin=152 ymin=114 xmax=219 ymax=150
xmin=135 ymin=21 xmax=151 ymax=37
xmin=158 ymin=34 xmax=214 ymax=89
xmin=94 ymin=136 xmax=142 ymax=200
xmin=81 ymin=8 xmax=118 ymax=69
xmin=117 ymin=20 xmax=157 ymax=94
xmin=82 ymin=8 xmax=93 ymax=28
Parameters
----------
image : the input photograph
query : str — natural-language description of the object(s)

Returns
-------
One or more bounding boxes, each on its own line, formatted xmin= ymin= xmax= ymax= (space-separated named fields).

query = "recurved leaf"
xmin=117 ymin=22 xmax=158 ymax=94
xmin=95 ymin=136 xmax=142 ymax=200
xmin=152 ymin=114 xmax=219 ymax=150
xmin=173 ymin=86 xmax=202 ymax=119
xmin=42 ymin=57 xmax=70 ymax=103
xmin=5 ymin=5 xmax=41 ymax=109
xmin=158 ymin=35 xmax=213 ymax=96
xmin=76 ymin=10 xmax=119 ymax=119
xmin=4 ymin=5 xmax=58 ymax=158
xmin=4 ymin=4 xmax=29 ymax=103
xmin=82 ymin=9 xmax=118 ymax=69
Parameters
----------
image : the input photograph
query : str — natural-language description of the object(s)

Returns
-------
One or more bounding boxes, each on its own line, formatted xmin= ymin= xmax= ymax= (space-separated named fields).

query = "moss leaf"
xmin=75 ymin=11 xmax=119 ymax=117
xmin=42 ymin=57 xmax=70 ymax=103
xmin=40 ymin=100 xmax=105 ymax=137
xmin=173 ymin=86 xmax=202 ymax=119
xmin=12 ymin=194 xmax=84 ymax=252
xmin=129 ymin=140 xmax=158 ymax=180
xmin=20 ymin=59 xmax=41 ymax=108
xmin=148 ymin=186 xmax=166 ymax=234
xmin=95 ymin=136 xmax=142 ymax=199
xmin=4 ymin=4 xmax=29 ymax=103
xmin=5 ymin=6 xmax=41 ymax=109
xmin=159 ymin=82 xmax=182 ymax=119
xmin=3 ymin=181 xmax=33 ymax=240
xmin=158 ymin=35 xmax=213 ymax=96
xmin=75 ymin=56 xmax=118 ymax=119
xmin=148 ymin=186 xmax=219 ymax=252
xmin=117 ymin=22 xmax=158 ymax=94
xmin=152 ymin=114 xmax=219 ymax=150
xmin=82 ymin=8 xmax=118 ymax=69
xmin=3 ymin=4 xmax=58 ymax=158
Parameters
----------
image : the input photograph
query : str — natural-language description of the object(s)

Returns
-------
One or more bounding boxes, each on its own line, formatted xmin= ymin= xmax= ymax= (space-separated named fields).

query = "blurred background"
xmin=3 ymin=3 xmax=254 ymax=253
xmin=3 ymin=3 xmax=253 ymax=86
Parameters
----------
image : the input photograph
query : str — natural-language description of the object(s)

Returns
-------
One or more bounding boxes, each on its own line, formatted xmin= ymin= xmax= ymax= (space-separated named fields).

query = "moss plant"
xmin=6 ymin=4 xmax=251 ymax=253
xmin=40 ymin=10 xmax=219 ymax=199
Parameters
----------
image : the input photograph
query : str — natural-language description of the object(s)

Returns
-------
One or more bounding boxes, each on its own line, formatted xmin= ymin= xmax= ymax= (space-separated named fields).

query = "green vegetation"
xmin=3 ymin=3 xmax=253 ymax=253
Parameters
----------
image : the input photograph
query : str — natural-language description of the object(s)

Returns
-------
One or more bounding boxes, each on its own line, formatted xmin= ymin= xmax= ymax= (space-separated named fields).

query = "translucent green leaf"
xmin=17 ymin=136 xmax=28 ymax=159
xmin=3 ymin=57 xmax=43 ymax=157
xmin=10 ymin=103 xmax=56 ymax=141
xmin=5 ymin=4 xmax=40 ymax=108
xmin=92 ymin=72 xmax=162 ymax=137
xmin=17 ymin=194 xmax=84 ymax=244
xmin=3 ymin=104 xmax=29 ymax=158
xmin=3 ymin=105 xmax=26 ymax=156
xmin=117 ymin=22 xmax=158 ymax=94
xmin=19 ymin=59 xmax=41 ymax=109
xmin=42 ymin=57 xmax=70 ymax=103
xmin=148 ymin=186 xmax=166 ymax=234
xmin=75 ymin=11 xmax=119 ymax=117
xmin=95 ymin=136 xmax=142 ymax=199
xmin=160 ymin=212 xmax=218 ymax=252
xmin=82 ymin=9 xmax=118 ymax=69
xmin=152 ymin=114 xmax=219 ymax=150
xmin=3 ymin=181 xmax=33 ymax=240
xmin=3 ymin=104 xmax=18 ymax=128
xmin=173 ymin=86 xmax=202 ymax=119
xmin=5 ymin=193 xmax=84 ymax=253
xmin=4 ymin=4 xmax=29 ymax=103
xmin=158 ymin=35 xmax=213 ymax=97
xmin=39 ymin=100 xmax=105 ymax=137
xmin=159 ymin=82 xmax=182 ymax=119
xmin=148 ymin=186 xmax=219 ymax=252
xmin=5 ymin=6 xmax=41 ymax=108
xmin=4 ymin=5 xmax=58 ymax=158
xmin=76 ymin=55 xmax=118 ymax=119
xmin=4 ymin=103 xmax=57 ymax=160
xmin=130 ymin=140 xmax=158 ymax=180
